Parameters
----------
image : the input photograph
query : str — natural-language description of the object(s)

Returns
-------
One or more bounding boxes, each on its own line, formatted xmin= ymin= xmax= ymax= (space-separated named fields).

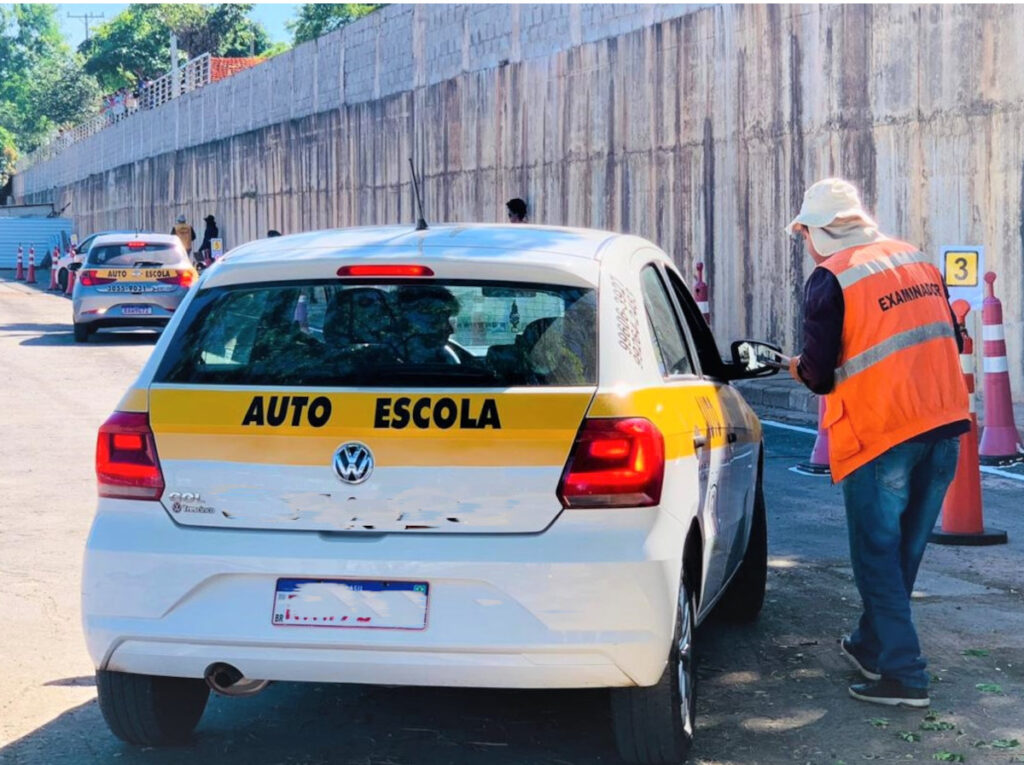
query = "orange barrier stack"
xmin=793 ymin=397 xmax=831 ymax=476
xmin=15 ymin=245 xmax=25 ymax=280
xmin=26 ymin=246 xmax=37 ymax=284
xmin=977 ymin=272 xmax=1023 ymax=465
xmin=47 ymin=246 xmax=61 ymax=290
xmin=693 ymin=262 xmax=710 ymax=325
xmin=930 ymin=300 xmax=1007 ymax=546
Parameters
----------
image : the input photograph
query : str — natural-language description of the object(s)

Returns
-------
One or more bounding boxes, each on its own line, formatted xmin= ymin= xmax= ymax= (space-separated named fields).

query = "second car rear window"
xmin=155 ymin=280 xmax=597 ymax=387
xmin=88 ymin=243 xmax=188 ymax=267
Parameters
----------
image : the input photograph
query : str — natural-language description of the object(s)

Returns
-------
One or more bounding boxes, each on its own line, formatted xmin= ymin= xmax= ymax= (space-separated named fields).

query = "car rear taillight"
xmin=557 ymin=418 xmax=664 ymax=508
xmin=337 ymin=265 xmax=435 ymax=277
xmin=96 ymin=411 xmax=164 ymax=500
xmin=127 ymin=241 xmax=147 ymax=249
xmin=78 ymin=271 xmax=116 ymax=287
xmin=157 ymin=270 xmax=196 ymax=287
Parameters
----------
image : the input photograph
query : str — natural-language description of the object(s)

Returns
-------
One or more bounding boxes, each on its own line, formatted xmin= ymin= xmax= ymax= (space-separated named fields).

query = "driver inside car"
xmin=395 ymin=285 xmax=462 ymax=364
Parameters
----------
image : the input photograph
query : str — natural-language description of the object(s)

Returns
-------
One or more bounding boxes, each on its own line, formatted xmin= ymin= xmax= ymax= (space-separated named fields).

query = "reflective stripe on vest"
xmin=834 ymin=320 xmax=956 ymax=384
xmin=834 ymin=250 xmax=933 ymax=290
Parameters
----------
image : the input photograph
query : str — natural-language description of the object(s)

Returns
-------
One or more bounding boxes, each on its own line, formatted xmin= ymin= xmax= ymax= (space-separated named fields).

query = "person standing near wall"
xmin=787 ymin=178 xmax=969 ymax=708
xmin=172 ymin=214 xmax=197 ymax=260
xmin=506 ymin=198 xmax=528 ymax=223
xmin=198 ymin=214 xmax=219 ymax=262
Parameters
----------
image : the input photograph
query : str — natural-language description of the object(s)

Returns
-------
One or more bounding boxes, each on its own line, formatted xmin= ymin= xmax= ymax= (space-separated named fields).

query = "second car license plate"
xmin=122 ymin=306 xmax=153 ymax=315
xmin=272 ymin=578 xmax=428 ymax=630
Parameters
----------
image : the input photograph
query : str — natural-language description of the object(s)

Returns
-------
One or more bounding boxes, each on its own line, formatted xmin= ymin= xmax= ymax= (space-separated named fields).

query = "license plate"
xmin=122 ymin=306 xmax=153 ymax=315
xmin=272 ymin=578 xmax=429 ymax=630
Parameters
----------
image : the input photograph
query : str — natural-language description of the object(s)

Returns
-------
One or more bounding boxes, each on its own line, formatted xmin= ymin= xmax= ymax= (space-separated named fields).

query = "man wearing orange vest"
xmin=787 ymin=178 xmax=969 ymax=708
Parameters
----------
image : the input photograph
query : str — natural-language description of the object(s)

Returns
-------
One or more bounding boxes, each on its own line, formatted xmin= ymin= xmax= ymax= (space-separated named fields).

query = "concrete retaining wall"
xmin=14 ymin=4 xmax=1024 ymax=396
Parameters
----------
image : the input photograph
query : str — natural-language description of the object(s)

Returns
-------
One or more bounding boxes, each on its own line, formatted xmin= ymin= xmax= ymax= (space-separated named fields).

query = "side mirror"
xmin=727 ymin=339 xmax=786 ymax=380
xmin=68 ymin=262 xmax=82 ymax=272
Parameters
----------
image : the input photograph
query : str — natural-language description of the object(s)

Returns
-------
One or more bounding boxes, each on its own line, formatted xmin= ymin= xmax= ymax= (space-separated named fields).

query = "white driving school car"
xmin=83 ymin=224 xmax=779 ymax=764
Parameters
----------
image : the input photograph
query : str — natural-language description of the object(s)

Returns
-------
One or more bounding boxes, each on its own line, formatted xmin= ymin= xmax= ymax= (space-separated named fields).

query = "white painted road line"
xmin=763 ymin=419 xmax=1024 ymax=483
xmin=762 ymin=420 xmax=819 ymax=436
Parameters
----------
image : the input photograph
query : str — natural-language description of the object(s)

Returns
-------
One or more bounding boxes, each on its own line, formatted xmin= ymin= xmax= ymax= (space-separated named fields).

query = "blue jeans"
xmin=841 ymin=437 xmax=959 ymax=688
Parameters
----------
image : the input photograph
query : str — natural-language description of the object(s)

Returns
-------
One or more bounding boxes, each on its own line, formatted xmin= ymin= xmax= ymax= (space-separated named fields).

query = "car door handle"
xmin=693 ymin=435 xmax=708 ymax=450
xmin=727 ymin=431 xmax=738 ymax=444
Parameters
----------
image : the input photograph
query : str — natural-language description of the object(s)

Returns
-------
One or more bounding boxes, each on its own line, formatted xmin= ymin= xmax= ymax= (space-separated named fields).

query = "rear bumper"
xmin=83 ymin=500 xmax=686 ymax=689
xmin=73 ymin=291 xmax=183 ymax=326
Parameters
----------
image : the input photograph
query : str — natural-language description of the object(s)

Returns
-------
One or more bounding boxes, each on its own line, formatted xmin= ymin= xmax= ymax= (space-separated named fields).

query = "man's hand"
xmin=789 ymin=354 xmax=802 ymax=383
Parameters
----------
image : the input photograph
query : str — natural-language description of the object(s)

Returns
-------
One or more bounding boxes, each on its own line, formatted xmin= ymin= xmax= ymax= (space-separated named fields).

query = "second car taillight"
xmin=78 ymin=271 xmax=116 ymax=287
xmin=557 ymin=418 xmax=665 ymax=508
xmin=158 ymin=270 xmax=196 ymax=288
xmin=96 ymin=411 xmax=165 ymax=500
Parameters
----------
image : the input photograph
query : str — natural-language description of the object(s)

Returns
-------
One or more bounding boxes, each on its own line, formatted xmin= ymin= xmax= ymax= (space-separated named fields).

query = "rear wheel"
xmin=73 ymin=322 xmax=90 ymax=343
xmin=611 ymin=581 xmax=697 ymax=764
xmin=713 ymin=470 xmax=768 ymax=623
xmin=96 ymin=670 xmax=210 ymax=746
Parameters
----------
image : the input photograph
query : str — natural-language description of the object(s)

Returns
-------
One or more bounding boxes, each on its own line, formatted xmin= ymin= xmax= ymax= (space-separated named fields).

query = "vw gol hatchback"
xmin=71 ymin=233 xmax=196 ymax=342
xmin=83 ymin=225 xmax=780 ymax=764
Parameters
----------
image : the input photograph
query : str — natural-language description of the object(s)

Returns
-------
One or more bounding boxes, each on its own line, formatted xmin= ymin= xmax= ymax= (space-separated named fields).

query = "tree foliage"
xmin=0 ymin=4 xmax=100 ymax=183
xmin=289 ymin=4 xmax=381 ymax=45
xmin=80 ymin=4 xmax=275 ymax=92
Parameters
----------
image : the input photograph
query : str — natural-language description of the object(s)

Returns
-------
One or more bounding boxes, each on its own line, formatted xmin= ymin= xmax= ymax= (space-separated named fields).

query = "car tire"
xmin=712 ymin=468 xmax=768 ymax=623
xmin=57 ymin=268 xmax=68 ymax=291
xmin=96 ymin=670 xmax=210 ymax=746
xmin=610 ymin=581 xmax=697 ymax=764
xmin=73 ymin=322 xmax=91 ymax=343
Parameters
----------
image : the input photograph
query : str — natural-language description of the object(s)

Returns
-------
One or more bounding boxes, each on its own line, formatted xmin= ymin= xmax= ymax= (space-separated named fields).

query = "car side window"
xmin=640 ymin=266 xmax=695 ymax=377
xmin=664 ymin=267 xmax=726 ymax=379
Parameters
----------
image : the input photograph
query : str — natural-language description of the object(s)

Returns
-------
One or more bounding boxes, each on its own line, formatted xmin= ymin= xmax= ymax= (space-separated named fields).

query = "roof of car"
xmin=221 ymin=224 xmax=637 ymax=263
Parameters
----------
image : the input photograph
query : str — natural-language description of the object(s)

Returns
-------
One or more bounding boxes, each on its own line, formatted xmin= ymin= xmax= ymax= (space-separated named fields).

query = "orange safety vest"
xmin=819 ymin=239 xmax=968 ymax=482
xmin=174 ymin=222 xmax=193 ymax=251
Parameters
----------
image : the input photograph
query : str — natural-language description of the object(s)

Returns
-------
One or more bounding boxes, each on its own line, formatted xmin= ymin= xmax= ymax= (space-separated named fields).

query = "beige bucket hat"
xmin=785 ymin=178 xmax=876 ymax=235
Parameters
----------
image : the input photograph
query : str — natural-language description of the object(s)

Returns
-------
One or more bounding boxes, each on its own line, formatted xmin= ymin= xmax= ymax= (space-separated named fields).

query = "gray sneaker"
xmin=849 ymin=679 xmax=930 ymax=708
xmin=841 ymin=636 xmax=881 ymax=681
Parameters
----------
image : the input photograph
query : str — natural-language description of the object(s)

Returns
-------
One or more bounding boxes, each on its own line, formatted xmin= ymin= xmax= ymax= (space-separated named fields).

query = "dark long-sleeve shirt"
xmin=796 ymin=267 xmax=969 ymax=442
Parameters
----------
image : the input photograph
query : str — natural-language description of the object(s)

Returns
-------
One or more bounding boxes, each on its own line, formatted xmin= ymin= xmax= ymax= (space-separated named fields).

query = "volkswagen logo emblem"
xmin=333 ymin=442 xmax=374 ymax=484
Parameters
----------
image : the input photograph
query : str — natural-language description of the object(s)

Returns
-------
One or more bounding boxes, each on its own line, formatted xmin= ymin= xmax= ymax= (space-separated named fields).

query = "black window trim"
xmin=658 ymin=261 xmax=729 ymax=382
xmin=639 ymin=262 xmax=698 ymax=381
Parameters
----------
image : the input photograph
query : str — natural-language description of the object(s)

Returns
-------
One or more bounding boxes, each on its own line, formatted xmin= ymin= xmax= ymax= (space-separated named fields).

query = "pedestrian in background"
xmin=198 ymin=214 xmax=218 ymax=263
xmin=172 ymin=214 xmax=197 ymax=260
xmin=787 ymin=178 xmax=969 ymax=708
xmin=506 ymin=198 xmax=527 ymax=223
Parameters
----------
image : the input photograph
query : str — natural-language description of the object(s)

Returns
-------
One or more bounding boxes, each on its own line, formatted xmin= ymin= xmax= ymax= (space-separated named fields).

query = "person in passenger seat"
xmin=395 ymin=285 xmax=461 ymax=364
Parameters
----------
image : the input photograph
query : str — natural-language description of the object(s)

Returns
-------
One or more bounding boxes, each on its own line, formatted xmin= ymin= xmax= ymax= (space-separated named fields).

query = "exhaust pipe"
xmin=204 ymin=663 xmax=270 ymax=697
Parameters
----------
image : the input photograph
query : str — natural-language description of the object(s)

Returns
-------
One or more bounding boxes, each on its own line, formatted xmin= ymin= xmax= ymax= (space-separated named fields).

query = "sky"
xmin=56 ymin=3 xmax=300 ymax=49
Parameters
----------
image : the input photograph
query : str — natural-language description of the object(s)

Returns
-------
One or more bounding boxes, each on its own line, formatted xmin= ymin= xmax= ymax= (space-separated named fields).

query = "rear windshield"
xmin=155 ymin=280 xmax=597 ymax=387
xmin=88 ymin=243 xmax=188 ymax=267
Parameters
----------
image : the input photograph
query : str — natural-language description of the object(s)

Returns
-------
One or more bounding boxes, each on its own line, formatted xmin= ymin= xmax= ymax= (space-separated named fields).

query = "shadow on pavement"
xmin=0 ymin=683 xmax=618 ymax=765
xmin=0 ymin=322 xmax=161 ymax=347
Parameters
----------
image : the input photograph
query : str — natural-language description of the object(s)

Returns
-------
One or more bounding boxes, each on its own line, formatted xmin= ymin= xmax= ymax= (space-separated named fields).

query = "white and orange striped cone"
xmin=64 ymin=248 xmax=77 ymax=296
xmin=15 ymin=245 xmax=25 ymax=280
xmin=694 ymin=261 xmax=710 ymax=325
xmin=293 ymin=293 xmax=309 ymax=332
xmin=26 ymin=246 xmax=37 ymax=284
xmin=930 ymin=300 xmax=1007 ymax=545
xmin=978 ymin=272 xmax=1023 ymax=466
xmin=47 ymin=246 xmax=61 ymax=290
xmin=793 ymin=397 xmax=831 ymax=476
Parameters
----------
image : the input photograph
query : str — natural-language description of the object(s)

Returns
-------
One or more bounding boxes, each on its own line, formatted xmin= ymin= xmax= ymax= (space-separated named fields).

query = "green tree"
xmin=81 ymin=4 xmax=275 ymax=92
xmin=0 ymin=4 xmax=100 ymax=182
xmin=289 ymin=4 xmax=381 ymax=45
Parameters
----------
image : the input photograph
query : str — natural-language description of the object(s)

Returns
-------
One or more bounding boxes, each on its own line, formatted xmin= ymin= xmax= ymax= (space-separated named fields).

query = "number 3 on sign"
xmin=944 ymin=250 xmax=978 ymax=287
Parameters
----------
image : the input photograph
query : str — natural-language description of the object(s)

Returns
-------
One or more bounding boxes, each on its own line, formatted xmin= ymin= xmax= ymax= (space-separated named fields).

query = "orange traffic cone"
xmin=793 ymin=397 xmax=831 ymax=476
xmin=930 ymin=300 xmax=1007 ymax=546
xmin=64 ymin=248 xmax=77 ymax=296
xmin=978 ymin=272 xmax=1023 ymax=465
xmin=26 ymin=247 xmax=37 ymax=284
xmin=15 ymin=245 xmax=25 ymax=280
xmin=47 ymin=246 xmax=61 ymax=290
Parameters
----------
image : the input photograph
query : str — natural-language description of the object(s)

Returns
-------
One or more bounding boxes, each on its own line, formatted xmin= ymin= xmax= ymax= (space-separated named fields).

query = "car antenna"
xmin=408 ymin=158 xmax=428 ymax=231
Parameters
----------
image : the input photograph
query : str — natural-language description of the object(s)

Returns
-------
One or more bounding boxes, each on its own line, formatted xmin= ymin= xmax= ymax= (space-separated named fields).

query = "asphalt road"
xmin=1 ymin=275 xmax=1022 ymax=765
